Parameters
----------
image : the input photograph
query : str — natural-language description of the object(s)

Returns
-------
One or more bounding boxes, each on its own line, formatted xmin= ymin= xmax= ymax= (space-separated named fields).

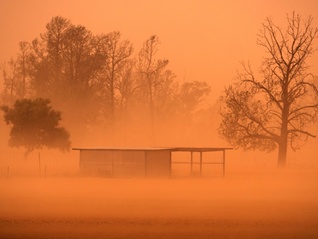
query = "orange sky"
xmin=0 ymin=0 xmax=318 ymax=103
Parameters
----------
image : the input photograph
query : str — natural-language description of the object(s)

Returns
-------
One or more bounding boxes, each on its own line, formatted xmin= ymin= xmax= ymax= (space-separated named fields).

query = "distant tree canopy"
xmin=1 ymin=98 xmax=71 ymax=158
xmin=219 ymin=12 xmax=318 ymax=168
xmin=0 ymin=16 xmax=211 ymax=146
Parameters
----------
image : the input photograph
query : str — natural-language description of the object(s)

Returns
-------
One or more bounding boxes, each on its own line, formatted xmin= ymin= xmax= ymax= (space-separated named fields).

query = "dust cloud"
xmin=1 ymin=1 xmax=318 ymax=238
xmin=0 ymin=91 xmax=318 ymax=239
xmin=1 ymin=150 xmax=318 ymax=239
xmin=1 ymin=93 xmax=318 ymax=238
xmin=1 ymin=109 xmax=318 ymax=238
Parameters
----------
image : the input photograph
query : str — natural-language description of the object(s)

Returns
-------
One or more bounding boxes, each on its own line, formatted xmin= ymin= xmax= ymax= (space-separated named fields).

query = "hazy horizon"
xmin=0 ymin=1 xmax=318 ymax=238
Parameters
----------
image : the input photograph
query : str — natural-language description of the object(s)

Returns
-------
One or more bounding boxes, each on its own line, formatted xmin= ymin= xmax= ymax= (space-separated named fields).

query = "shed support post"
xmin=223 ymin=149 xmax=226 ymax=177
xmin=144 ymin=151 xmax=148 ymax=178
xmin=111 ymin=151 xmax=114 ymax=178
xmin=200 ymin=151 xmax=202 ymax=177
xmin=190 ymin=151 xmax=193 ymax=175
xmin=169 ymin=151 xmax=172 ymax=178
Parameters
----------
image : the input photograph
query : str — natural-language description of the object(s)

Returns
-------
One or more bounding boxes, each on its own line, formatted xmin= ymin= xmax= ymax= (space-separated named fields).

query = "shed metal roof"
xmin=72 ymin=147 xmax=232 ymax=152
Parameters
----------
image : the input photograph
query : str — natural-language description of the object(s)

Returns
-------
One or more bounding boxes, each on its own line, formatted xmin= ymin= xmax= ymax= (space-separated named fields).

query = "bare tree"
xmin=1 ymin=42 xmax=31 ymax=104
xmin=116 ymin=58 xmax=137 ymax=112
xmin=219 ymin=12 xmax=318 ymax=168
xmin=178 ymin=81 xmax=211 ymax=114
xmin=137 ymin=35 xmax=169 ymax=143
xmin=99 ymin=31 xmax=133 ymax=123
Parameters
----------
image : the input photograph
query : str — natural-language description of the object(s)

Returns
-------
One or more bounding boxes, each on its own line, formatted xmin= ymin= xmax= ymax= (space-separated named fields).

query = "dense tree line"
xmin=2 ymin=13 xmax=316 ymax=168
xmin=1 ymin=16 xmax=211 ymax=146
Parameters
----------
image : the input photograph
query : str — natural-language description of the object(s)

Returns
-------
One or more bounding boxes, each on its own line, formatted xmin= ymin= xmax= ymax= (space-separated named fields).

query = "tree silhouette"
xmin=99 ymin=31 xmax=133 ymax=121
xmin=219 ymin=12 xmax=318 ymax=168
xmin=29 ymin=16 xmax=105 ymax=129
xmin=137 ymin=35 xmax=171 ymax=143
xmin=0 ymin=16 xmax=212 ymax=146
xmin=1 ymin=98 xmax=71 ymax=159
xmin=1 ymin=42 xmax=32 ymax=104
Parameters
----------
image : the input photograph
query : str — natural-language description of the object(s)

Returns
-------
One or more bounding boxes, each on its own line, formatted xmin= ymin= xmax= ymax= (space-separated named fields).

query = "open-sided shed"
xmin=72 ymin=147 xmax=232 ymax=177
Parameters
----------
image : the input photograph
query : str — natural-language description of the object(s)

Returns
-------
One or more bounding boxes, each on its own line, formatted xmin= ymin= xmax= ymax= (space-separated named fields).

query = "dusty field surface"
xmin=0 ymin=169 xmax=318 ymax=239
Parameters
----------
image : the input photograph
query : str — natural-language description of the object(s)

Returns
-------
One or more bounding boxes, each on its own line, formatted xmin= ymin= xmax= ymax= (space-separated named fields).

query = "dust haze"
xmin=1 ymin=1 xmax=318 ymax=238
xmin=0 ymin=32 xmax=318 ymax=239
xmin=0 ymin=124 xmax=318 ymax=238
xmin=1 ymin=169 xmax=318 ymax=238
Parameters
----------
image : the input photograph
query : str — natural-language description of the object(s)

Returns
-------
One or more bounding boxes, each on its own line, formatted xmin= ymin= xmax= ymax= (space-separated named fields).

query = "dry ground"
xmin=0 ymin=169 xmax=318 ymax=239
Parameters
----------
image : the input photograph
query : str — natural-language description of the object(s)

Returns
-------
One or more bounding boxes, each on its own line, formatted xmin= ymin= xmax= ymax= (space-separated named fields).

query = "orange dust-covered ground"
xmin=0 ymin=169 xmax=318 ymax=239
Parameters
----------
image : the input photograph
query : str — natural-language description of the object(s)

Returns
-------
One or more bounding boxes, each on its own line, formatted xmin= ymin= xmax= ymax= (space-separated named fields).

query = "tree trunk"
xmin=278 ymin=97 xmax=289 ymax=168
xmin=277 ymin=140 xmax=287 ymax=168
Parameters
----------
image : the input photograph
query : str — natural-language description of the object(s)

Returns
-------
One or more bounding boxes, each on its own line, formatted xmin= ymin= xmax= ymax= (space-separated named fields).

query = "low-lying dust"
xmin=0 ymin=169 xmax=318 ymax=239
